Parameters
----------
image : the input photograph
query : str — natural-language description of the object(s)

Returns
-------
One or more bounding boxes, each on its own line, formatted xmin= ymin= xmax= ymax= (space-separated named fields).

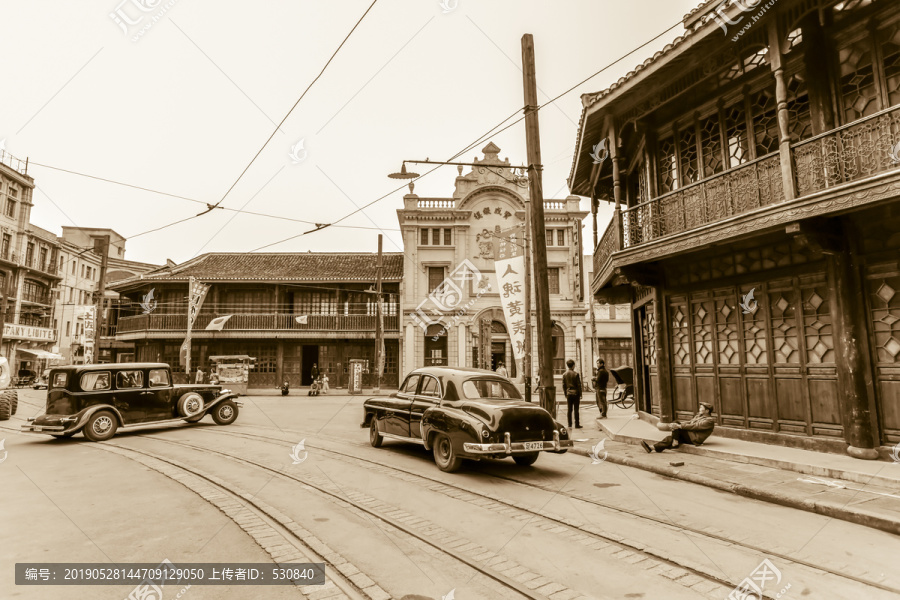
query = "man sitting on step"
xmin=641 ymin=402 xmax=715 ymax=453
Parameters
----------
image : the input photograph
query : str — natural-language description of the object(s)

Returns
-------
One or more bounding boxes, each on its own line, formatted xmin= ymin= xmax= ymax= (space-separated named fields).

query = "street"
xmin=3 ymin=389 xmax=899 ymax=600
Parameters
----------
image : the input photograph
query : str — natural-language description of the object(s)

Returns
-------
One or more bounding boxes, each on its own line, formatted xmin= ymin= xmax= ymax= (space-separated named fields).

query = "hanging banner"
xmin=182 ymin=277 xmax=210 ymax=373
xmin=81 ymin=306 xmax=96 ymax=364
xmin=494 ymin=226 xmax=527 ymax=376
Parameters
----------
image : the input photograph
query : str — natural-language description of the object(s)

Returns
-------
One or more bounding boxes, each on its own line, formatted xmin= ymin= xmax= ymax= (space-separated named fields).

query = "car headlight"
xmin=481 ymin=429 xmax=490 ymax=439
xmin=558 ymin=426 xmax=567 ymax=435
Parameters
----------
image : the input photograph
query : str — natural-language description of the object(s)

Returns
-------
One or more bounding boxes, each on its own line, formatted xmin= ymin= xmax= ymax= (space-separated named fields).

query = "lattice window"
xmin=785 ymin=74 xmax=813 ymax=143
xmin=785 ymin=27 xmax=803 ymax=52
xmin=743 ymin=47 xmax=769 ymax=75
xmin=839 ymin=36 xmax=880 ymax=123
xmin=880 ymin=24 xmax=900 ymax=108
xmin=724 ymin=101 xmax=750 ymax=167
xmin=769 ymin=292 xmax=799 ymax=364
xmin=801 ymin=286 xmax=834 ymax=364
xmin=715 ymin=295 xmax=741 ymax=365
xmin=669 ymin=301 xmax=691 ymax=366
xmin=870 ymin=276 xmax=900 ymax=364
xmin=642 ymin=306 xmax=657 ymax=367
xmin=751 ymin=88 xmax=779 ymax=157
xmin=692 ymin=300 xmax=714 ymax=365
xmin=679 ymin=125 xmax=700 ymax=186
xmin=741 ymin=285 xmax=767 ymax=364
xmin=657 ymin=135 xmax=678 ymax=193
xmin=833 ymin=0 xmax=874 ymax=21
xmin=719 ymin=61 xmax=743 ymax=85
xmin=700 ymin=115 xmax=724 ymax=177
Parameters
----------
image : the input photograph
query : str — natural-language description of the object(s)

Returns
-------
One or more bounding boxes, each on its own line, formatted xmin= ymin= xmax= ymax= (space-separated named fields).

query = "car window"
xmin=116 ymin=370 xmax=144 ymax=389
xmin=462 ymin=378 xmax=522 ymax=399
xmin=81 ymin=372 xmax=111 ymax=391
xmin=148 ymin=369 xmax=170 ymax=387
xmin=419 ymin=376 xmax=440 ymax=398
xmin=400 ymin=374 xmax=420 ymax=395
xmin=51 ymin=372 xmax=67 ymax=388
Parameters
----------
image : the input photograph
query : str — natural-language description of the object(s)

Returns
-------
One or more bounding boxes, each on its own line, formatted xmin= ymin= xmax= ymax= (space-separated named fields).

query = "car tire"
xmin=432 ymin=433 xmax=463 ymax=473
xmin=177 ymin=392 xmax=205 ymax=417
xmin=369 ymin=419 xmax=383 ymax=448
xmin=513 ymin=452 xmax=540 ymax=467
xmin=211 ymin=400 xmax=238 ymax=425
xmin=0 ymin=396 xmax=10 ymax=420
xmin=83 ymin=411 xmax=118 ymax=442
xmin=3 ymin=390 xmax=17 ymax=415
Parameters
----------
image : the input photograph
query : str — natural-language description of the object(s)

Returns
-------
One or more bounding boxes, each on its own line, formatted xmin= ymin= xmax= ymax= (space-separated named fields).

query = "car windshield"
xmin=462 ymin=378 xmax=522 ymax=400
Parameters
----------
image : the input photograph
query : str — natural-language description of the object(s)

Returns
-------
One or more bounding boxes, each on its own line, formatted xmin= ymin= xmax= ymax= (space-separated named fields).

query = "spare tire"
xmin=2 ymin=390 xmax=17 ymax=415
xmin=177 ymin=392 xmax=204 ymax=417
xmin=0 ymin=396 xmax=9 ymax=420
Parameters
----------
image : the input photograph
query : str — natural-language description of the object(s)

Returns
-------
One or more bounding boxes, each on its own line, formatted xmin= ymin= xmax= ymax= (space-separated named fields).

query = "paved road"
xmin=3 ymin=390 xmax=899 ymax=599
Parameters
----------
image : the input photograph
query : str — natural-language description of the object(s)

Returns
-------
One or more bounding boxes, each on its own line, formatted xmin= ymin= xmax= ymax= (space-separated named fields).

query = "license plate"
xmin=523 ymin=442 xmax=544 ymax=451
xmin=32 ymin=426 xmax=43 ymax=432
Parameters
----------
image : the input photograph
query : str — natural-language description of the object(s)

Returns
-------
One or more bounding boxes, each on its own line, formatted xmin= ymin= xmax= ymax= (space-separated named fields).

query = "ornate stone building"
xmin=398 ymin=143 xmax=595 ymax=382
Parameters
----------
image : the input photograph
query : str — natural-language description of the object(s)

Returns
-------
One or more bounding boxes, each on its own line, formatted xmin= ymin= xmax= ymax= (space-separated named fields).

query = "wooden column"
xmin=276 ymin=340 xmax=284 ymax=385
xmin=630 ymin=292 xmax=645 ymax=414
xmin=653 ymin=288 xmax=675 ymax=423
xmin=801 ymin=13 xmax=836 ymax=136
xmin=768 ymin=21 xmax=797 ymax=201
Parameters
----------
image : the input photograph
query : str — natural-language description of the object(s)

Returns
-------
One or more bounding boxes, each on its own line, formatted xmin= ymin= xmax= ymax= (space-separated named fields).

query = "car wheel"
xmin=0 ymin=396 xmax=10 ymax=421
xmin=3 ymin=390 xmax=17 ymax=415
xmin=211 ymin=400 xmax=238 ymax=425
xmin=177 ymin=392 xmax=205 ymax=418
xmin=432 ymin=433 xmax=462 ymax=473
xmin=369 ymin=418 xmax=383 ymax=448
xmin=83 ymin=411 xmax=118 ymax=442
xmin=513 ymin=452 xmax=540 ymax=467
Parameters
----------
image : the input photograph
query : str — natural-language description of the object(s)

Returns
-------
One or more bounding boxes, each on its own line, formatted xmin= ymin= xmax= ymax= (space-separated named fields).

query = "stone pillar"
xmin=404 ymin=323 xmax=416 ymax=374
xmin=458 ymin=324 xmax=466 ymax=368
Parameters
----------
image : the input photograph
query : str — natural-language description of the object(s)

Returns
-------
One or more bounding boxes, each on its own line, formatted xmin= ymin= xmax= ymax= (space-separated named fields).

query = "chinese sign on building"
xmin=494 ymin=225 xmax=527 ymax=376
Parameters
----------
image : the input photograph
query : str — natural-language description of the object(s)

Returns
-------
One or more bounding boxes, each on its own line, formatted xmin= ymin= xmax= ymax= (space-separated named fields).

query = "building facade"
xmin=109 ymin=253 xmax=402 ymax=388
xmin=398 ymin=143 xmax=594 ymax=383
xmin=571 ymin=0 xmax=900 ymax=458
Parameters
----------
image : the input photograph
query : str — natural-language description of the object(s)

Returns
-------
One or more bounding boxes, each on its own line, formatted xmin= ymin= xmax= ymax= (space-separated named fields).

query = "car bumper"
xmin=21 ymin=416 xmax=79 ymax=435
xmin=463 ymin=431 xmax=573 ymax=454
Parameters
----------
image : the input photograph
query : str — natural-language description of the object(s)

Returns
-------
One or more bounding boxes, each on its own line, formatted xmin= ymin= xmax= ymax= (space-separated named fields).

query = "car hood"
xmin=458 ymin=399 xmax=557 ymax=431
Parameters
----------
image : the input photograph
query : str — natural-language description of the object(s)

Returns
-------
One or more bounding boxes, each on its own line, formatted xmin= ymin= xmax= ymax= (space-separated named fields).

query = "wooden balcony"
xmin=116 ymin=312 xmax=400 ymax=339
xmin=592 ymin=104 xmax=900 ymax=292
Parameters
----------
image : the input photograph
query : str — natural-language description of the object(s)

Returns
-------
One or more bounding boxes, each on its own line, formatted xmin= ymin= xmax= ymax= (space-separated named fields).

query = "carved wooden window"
xmin=741 ymin=285 xmax=768 ymax=364
xmin=699 ymin=114 xmax=724 ymax=177
xmin=832 ymin=0 xmax=875 ymax=21
xmin=838 ymin=36 xmax=880 ymax=122
xmin=635 ymin=158 xmax=649 ymax=204
xmin=669 ymin=300 xmax=691 ymax=366
xmin=750 ymin=88 xmax=779 ymax=157
xmin=742 ymin=47 xmax=769 ymax=75
xmin=724 ymin=100 xmax=750 ymax=167
xmin=786 ymin=74 xmax=813 ymax=142
xmin=785 ymin=27 xmax=803 ymax=52
xmin=691 ymin=300 xmax=714 ymax=365
xmin=678 ymin=124 xmax=700 ymax=186
xmin=870 ymin=276 xmax=900 ymax=364
xmin=879 ymin=24 xmax=900 ymax=108
xmin=657 ymin=135 xmax=678 ymax=193
xmin=642 ymin=307 xmax=657 ymax=366
xmin=801 ymin=283 xmax=834 ymax=364
xmin=769 ymin=291 xmax=800 ymax=364
xmin=715 ymin=294 xmax=741 ymax=365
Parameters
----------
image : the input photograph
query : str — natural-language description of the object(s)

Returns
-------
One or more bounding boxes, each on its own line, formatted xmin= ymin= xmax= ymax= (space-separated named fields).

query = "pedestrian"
xmin=562 ymin=359 xmax=583 ymax=429
xmin=321 ymin=373 xmax=330 ymax=394
xmin=195 ymin=368 xmax=204 ymax=384
xmin=495 ymin=361 xmax=508 ymax=378
xmin=311 ymin=363 xmax=319 ymax=384
xmin=640 ymin=402 xmax=716 ymax=453
xmin=593 ymin=358 xmax=610 ymax=418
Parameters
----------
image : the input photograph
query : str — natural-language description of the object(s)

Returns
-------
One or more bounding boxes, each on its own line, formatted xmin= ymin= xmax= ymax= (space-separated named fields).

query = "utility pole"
xmin=521 ymin=33 xmax=556 ymax=417
xmin=373 ymin=235 xmax=383 ymax=393
xmin=93 ymin=236 xmax=110 ymax=362
xmin=523 ymin=211 xmax=532 ymax=401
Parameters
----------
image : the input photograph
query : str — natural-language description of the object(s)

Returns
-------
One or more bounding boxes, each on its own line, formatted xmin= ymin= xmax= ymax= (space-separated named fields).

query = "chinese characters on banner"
xmin=494 ymin=226 xmax=527 ymax=376
xmin=181 ymin=277 xmax=210 ymax=374
xmin=81 ymin=306 xmax=96 ymax=364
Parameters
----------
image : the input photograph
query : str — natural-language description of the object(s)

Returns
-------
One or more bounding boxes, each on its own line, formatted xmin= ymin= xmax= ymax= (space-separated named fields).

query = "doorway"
xmin=301 ymin=345 xmax=319 ymax=385
xmin=491 ymin=342 xmax=505 ymax=372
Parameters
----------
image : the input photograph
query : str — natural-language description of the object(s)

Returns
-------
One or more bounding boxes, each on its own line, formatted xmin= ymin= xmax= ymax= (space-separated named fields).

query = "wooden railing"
xmin=792 ymin=104 xmax=900 ymax=197
xmin=117 ymin=313 xmax=400 ymax=333
xmin=593 ymin=209 xmax=621 ymax=282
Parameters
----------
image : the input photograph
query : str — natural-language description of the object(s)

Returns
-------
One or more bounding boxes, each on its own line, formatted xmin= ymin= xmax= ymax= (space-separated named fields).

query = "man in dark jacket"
xmin=562 ymin=359 xmax=583 ymax=429
xmin=593 ymin=358 xmax=610 ymax=418
xmin=641 ymin=402 xmax=715 ymax=453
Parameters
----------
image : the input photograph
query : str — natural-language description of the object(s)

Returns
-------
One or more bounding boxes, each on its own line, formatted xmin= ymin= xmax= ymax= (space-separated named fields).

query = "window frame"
xmin=80 ymin=371 xmax=111 ymax=391
xmin=148 ymin=369 xmax=170 ymax=387
xmin=115 ymin=370 xmax=145 ymax=389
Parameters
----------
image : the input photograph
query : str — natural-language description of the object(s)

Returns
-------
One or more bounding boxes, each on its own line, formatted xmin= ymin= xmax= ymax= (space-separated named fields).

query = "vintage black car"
xmin=362 ymin=367 xmax=572 ymax=472
xmin=21 ymin=363 xmax=242 ymax=441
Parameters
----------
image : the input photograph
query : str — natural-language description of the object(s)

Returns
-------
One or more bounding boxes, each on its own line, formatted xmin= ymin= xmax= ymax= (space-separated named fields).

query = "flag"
xmin=206 ymin=315 xmax=232 ymax=331
xmin=494 ymin=226 xmax=527 ymax=376
xmin=183 ymin=277 xmax=210 ymax=374
xmin=295 ymin=315 xmax=308 ymax=324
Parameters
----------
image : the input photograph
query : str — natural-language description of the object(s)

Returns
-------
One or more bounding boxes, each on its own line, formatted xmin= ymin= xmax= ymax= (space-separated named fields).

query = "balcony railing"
xmin=117 ymin=313 xmax=400 ymax=334
xmin=0 ymin=149 xmax=28 ymax=176
xmin=792 ymin=104 xmax=900 ymax=197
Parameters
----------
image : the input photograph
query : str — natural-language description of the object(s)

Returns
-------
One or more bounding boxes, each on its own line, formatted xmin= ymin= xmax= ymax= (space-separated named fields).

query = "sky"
xmin=1 ymin=0 xmax=701 ymax=265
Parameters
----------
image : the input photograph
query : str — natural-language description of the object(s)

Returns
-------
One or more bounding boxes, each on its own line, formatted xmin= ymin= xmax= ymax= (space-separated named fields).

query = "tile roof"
xmin=110 ymin=252 xmax=404 ymax=286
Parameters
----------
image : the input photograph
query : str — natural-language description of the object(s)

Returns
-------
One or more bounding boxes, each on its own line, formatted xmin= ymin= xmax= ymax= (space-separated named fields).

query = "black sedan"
xmin=361 ymin=367 xmax=572 ymax=472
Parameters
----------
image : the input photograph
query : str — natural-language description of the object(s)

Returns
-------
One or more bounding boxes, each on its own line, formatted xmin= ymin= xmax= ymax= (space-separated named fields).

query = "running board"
xmin=381 ymin=432 xmax=425 ymax=445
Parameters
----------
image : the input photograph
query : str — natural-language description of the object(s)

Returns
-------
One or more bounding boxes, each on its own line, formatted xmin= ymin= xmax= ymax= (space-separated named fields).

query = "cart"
xmin=609 ymin=366 xmax=635 ymax=409
xmin=209 ymin=355 xmax=255 ymax=396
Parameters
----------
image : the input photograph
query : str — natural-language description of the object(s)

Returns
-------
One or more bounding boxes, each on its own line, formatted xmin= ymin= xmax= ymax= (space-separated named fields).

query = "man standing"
xmin=495 ymin=361 xmax=508 ymax=378
xmin=562 ymin=359 xmax=583 ymax=429
xmin=593 ymin=358 xmax=609 ymax=418
xmin=641 ymin=402 xmax=715 ymax=453
xmin=311 ymin=362 xmax=319 ymax=384
xmin=195 ymin=367 xmax=204 ymax=384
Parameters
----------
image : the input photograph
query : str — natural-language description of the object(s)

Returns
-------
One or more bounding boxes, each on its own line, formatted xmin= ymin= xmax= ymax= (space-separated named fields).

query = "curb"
xmin=567 ymin=445 xmax=900 ymax=537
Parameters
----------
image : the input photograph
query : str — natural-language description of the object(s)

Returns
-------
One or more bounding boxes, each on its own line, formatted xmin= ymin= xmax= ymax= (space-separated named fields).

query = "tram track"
xmin=200 ymin=423 xmax=900 ymax=598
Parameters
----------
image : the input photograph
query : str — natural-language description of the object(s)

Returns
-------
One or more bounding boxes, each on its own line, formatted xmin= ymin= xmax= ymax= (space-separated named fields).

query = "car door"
xmin=383 ymin=374 xmax=420 ymax=437
xmin=143 ymin=368 xmax=175 ymax=421
xmin=113 ymin=369 xmax=148 ymax=424
xmin=410 ymin=375 xmax=441 ymax=439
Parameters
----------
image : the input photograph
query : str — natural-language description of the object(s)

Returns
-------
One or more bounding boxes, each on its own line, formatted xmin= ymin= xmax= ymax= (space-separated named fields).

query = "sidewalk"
xmin=567 ymin=403 xmax=900 ymax=536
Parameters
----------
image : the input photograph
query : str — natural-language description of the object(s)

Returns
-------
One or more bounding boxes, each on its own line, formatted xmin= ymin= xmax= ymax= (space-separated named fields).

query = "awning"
xmin=17 ymin=348 xmax=64 ymax=360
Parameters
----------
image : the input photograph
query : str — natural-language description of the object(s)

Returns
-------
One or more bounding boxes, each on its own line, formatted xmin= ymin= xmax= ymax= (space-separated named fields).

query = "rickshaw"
xmin=609 ymin=366 xmax=635 ymax=409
